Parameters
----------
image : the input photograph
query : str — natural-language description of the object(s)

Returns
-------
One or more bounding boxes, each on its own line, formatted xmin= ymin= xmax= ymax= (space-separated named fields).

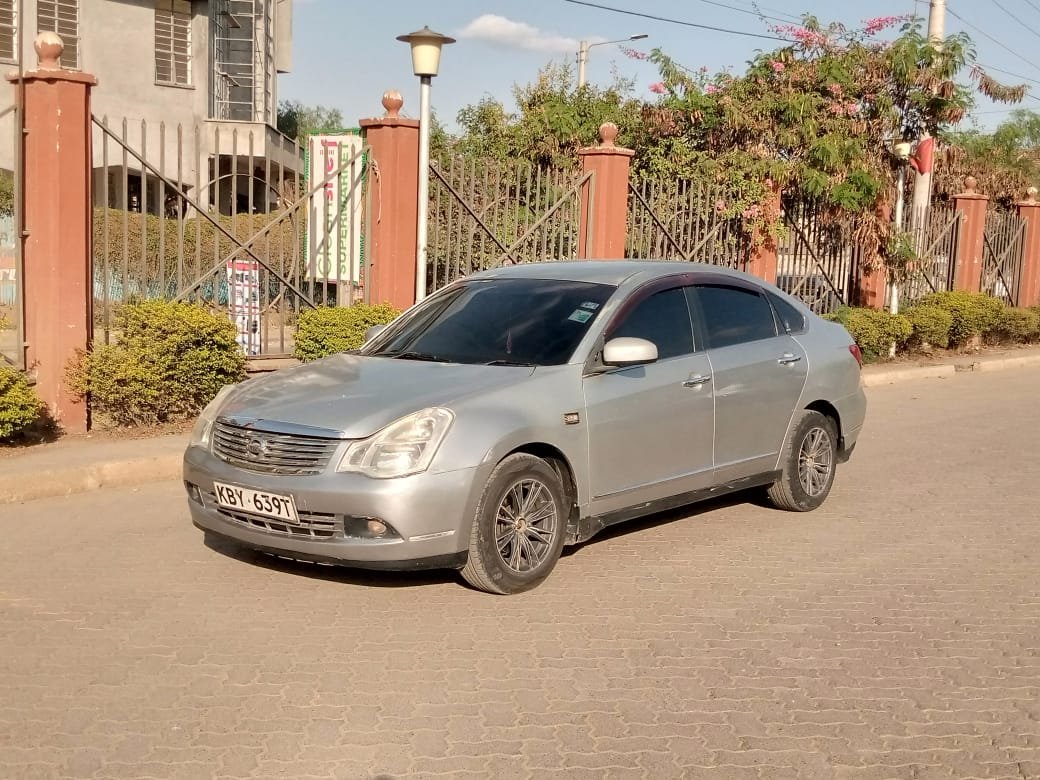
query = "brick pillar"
xmin=745 ymin=183 xmax=780 ymax=285
xmin=952 ymin=176 xmax=989 ymax=294
xmin=577 ymin=123 xmax=633 ymax=259
xmin=359 ymin=91 xmax=420 ymax=310
xmin=7 ymin=33 xmax=96 ymax=434
xmin=1016 ymin=186 xmax=1040 ymax=307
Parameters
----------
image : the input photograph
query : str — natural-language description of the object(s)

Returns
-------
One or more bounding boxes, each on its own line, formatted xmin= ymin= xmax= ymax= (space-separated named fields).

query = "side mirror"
xmin=364 ymin=324 xmax=387 ymax=343
xmin=602 ymin=337 xmax=658 ymax=367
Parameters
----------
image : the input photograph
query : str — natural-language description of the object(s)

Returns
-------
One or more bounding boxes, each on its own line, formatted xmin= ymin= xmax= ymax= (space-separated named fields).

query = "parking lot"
xmin=2 ymin=368 xmax=1039 ymax=779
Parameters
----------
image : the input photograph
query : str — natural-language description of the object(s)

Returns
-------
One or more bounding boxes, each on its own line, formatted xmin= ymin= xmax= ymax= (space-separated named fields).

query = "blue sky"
xmin=280 ymin=0 xmax=1040 ymax=134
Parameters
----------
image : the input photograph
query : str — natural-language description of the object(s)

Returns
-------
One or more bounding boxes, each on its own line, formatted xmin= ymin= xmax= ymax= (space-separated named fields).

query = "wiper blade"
xmin=383 ymin=350 xmax=452 ymax=363
xmin=484 ymin=359 xmax=536 ymax=367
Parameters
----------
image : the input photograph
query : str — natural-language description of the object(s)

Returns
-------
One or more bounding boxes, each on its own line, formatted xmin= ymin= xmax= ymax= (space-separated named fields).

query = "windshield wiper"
xmin=484 ymin=359 xmax=536 ymax=367
xmin=382 ymin=350 xmax=452 ymax=363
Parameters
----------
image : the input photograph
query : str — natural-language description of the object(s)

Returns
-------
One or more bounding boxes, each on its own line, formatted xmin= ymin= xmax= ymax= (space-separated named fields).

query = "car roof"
xmin=467 ymin=260 xmax=759 ymax=287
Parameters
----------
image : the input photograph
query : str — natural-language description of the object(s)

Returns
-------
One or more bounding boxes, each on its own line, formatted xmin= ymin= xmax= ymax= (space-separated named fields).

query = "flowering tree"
xmin=633 ymin=15 xmax=1025 ymax=262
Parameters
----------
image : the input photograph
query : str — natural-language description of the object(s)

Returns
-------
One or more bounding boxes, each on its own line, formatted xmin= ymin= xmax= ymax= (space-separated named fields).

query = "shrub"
xmin=824 ymin=307 xmax=912 ymax=359
xmin=918 ymin=291 xmax=1005 ymax=346
xmin=0 ymin=363 xmax=43 ymax=441
xmin=991 ymin=306 xmax=1040 ymax=344
xmin=294 ymin=303 xmax=401 ymax=362
xmin=68 ymin=300 xmax=246 ymax=426
xmin=903 ymin=303 xmax=954 ymax=350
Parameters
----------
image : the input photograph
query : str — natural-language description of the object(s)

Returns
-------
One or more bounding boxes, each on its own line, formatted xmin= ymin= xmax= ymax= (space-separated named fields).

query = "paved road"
xmin=2 ymin=369 xmax=1040 ymax=780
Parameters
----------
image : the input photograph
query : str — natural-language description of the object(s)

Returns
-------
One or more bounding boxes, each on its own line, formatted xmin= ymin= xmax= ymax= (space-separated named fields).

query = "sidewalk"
xmin=3 ymin=345 xmax=1040 ymax=506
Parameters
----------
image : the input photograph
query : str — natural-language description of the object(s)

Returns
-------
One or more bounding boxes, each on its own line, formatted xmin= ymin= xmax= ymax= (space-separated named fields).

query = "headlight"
xmin=189 ymin=385 xmax=237 ymax=448
xmin=337 ymin=408 xmax=454 ymax=479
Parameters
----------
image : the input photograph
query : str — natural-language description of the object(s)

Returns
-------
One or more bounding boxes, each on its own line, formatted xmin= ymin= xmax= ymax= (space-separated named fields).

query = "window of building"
xmin=0 ymin=0 xmax=16 ymax=63
xmin=37 ymin=0 xmax=79 ymax=69
xmin=155 ymin=0 xmax=192 ymax=86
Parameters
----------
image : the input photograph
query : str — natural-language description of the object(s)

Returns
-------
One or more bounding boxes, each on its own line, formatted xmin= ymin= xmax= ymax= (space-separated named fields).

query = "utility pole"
xmin=909 ymin=0 xmax=946 ymax=249
xmin=577 ymin=40 xmax=589 ymax=88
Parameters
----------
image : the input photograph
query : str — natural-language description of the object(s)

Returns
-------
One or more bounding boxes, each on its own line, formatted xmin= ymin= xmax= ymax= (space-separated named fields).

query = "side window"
xmin=766 ymin=292 xmax=807 ymax=334
xmin=609 ymin=287 xmax=695 ymax=360
xmin=691 ymin=284 xmax=778 ymax=349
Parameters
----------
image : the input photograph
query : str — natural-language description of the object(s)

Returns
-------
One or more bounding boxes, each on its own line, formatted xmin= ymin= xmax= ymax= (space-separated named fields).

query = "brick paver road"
xmin=2 ymin=368 xmax=1040 ymax=780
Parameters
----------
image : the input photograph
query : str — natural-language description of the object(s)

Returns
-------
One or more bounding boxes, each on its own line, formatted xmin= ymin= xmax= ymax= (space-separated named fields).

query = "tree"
xmin=276 ymin=100 xmax=345 ymax=141
xmin=940 ymin=109 xmax=1040 ymax=204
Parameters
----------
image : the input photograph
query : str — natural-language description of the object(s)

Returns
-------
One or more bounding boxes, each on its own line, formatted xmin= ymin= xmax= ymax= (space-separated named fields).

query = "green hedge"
xmin=294 ymin=303 xmax=401 ymax=362
xmin=824 ymin=307 xmax=912 ymax=359
xmin=68 ymin=300 xmax=246 ymax=426
xmin=903 ymin=303 xmax=954 ymax=349
xmin=0 ymin=364 xmax=43 ymax=441
xmin=992 ymin=306 xmax=1040 ymax=344
xmin=918 ymin=291 xmax=1006 ymax=346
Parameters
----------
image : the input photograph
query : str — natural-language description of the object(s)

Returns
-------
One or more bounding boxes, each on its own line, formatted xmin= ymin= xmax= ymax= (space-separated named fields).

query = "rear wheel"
xmin=461 ymin=454 xmax=567 ymax=595
xmin=767 ymin=410 xmax=838 ymax=512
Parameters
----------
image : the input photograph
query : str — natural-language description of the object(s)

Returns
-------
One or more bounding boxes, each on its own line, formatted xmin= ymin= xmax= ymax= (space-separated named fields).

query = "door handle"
xmin=778 ymin=353 xmax=803 ymax=365
xmin=682 ymin=375 xmax=712 ymax=387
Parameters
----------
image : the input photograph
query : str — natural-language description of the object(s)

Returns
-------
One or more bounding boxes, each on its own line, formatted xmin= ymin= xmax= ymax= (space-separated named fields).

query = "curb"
xmin=861 ymin=363 xmax=956 ymax=387
xmin=0 ymin=452 xmax=183 ymax=506
xmin=955 ymin=353 xmax=1040 ymax=373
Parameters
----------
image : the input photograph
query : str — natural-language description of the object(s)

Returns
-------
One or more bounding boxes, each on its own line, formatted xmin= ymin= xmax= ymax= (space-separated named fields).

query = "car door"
xmin=583 ymin=283 xmax=715 ymax=517
xmin=688 ymin=281 xmax=809 ymax=484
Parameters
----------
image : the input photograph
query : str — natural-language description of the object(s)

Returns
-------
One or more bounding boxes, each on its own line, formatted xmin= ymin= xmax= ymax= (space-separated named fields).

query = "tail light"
xmin=848 ymin=343 xmax=863 ymax=368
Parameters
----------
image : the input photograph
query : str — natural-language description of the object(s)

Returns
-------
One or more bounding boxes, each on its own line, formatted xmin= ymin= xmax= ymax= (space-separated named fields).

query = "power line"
xmin=1022 ymin=0 xmax=1040 ymax=14
xmin=679 ymin=0 xmax=799 ymax=25
xmin=947 ymin=4 xmax=1040 ymax=76
xmin=561 ymin=0 xmax=791 ymax=42
xmin=988 ymin=0 xmax=1040 ymax=42
xmin=977 ymin=62 xmax=1040 ymax=89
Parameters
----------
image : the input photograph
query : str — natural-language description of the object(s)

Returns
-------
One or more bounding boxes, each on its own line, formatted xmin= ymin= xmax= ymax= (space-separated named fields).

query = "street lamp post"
xmin=577 ymin=34 xmax=648 ymax=88
xmin=889 ymin=139 xmax=913 ymax=356
xmin=396 ymin=26 xmax=456 ymax=303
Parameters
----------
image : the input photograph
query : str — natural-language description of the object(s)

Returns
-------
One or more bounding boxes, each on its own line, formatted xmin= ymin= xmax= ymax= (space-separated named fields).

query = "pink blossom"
xmin=770 ymin=60 xmax=785 ymax=73
xmin=862 ymin=15 xmax=908 ymax=35
xmin=705 ymin=84 xmax=719 ymax=95
xmin=771 ymin=23 xmax=829 ymax=48
xmin=845 ymin=101 xmax=859 ymax=115
xmin=827 ymin=83 xmax=844 ymax=97
xmin=620 ymin=46 xmax=648 ymax=61
xmin=648 ymin=82 xmax=666 ymax=95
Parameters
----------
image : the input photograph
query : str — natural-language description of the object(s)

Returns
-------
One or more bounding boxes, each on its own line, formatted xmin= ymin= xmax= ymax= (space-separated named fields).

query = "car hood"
xmin=218 ymin=353 xmax=535 ymax=439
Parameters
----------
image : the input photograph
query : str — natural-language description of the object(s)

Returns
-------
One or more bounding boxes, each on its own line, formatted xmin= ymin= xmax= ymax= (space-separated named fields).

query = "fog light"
xmin=343 ymin=516 xmax=398 ymax=539
xmin=185 ymin=482 xmax=203 ymax=505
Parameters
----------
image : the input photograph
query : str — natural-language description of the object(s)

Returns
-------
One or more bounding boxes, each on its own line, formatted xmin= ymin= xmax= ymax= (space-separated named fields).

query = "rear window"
xmin=767 ymin=292 xmax=807 ymax=334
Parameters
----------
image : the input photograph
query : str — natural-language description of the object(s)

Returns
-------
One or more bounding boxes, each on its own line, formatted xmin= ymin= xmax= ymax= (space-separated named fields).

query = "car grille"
xmin=207 ymin=493 xmax=340 ymax=539
xmin=212 ymin=420 xmax=340 ymax=476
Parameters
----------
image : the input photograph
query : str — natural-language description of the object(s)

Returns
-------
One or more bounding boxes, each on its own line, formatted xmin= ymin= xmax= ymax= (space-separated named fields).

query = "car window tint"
xmin=692 ymin=284 xmax=778 ymax=349
xmin=363 ymin=278 xmax=615 ymax=366
xmin=767 ymin=292 xmax=807 ymax=333
xmin=609 ymin=287 xmax=694 ymax=360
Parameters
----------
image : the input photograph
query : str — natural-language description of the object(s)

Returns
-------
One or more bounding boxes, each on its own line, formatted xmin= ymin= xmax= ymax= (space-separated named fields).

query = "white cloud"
xmin=457 ymin=14 xmax=586 ymax=54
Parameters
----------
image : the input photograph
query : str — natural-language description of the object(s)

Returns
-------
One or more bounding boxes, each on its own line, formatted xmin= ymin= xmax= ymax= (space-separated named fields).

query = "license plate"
xmin=213 ymin=482 xmax=299 ymax=523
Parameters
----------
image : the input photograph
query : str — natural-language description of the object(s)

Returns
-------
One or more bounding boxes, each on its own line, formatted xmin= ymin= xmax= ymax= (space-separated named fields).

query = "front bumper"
xmin=183 ymin=444 xmax=485 ymax=570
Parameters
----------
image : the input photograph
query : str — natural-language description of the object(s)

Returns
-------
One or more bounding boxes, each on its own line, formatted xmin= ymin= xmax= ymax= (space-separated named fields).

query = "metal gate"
xmin=91 ymin=116 xmax=368 ymax=357
xmin=1 ymin=101 xmax=23 ymax=370
xmin=427 ymin=154 xmax=592 ymax=292
xmin=777 ymin=198 xmax=860 ymax=314
xmin=900 ymin=202 xmax=961 ymax=304
xmin=625 ymin=177 xmax=751 ymax=267
xmin=981 ymin=209 xmax=1026 ymax=305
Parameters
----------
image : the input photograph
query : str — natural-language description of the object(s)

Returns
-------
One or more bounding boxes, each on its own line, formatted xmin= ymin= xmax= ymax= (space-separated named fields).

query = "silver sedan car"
xmin=184 ymin=262 xmax=866 ymax=594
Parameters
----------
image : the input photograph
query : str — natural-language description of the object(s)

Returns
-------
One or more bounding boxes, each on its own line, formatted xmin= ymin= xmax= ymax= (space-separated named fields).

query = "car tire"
xmin=461 ymin=453 xmax=568 ymax=595
xmin=767 ymin=410 xmax=839 ymax=512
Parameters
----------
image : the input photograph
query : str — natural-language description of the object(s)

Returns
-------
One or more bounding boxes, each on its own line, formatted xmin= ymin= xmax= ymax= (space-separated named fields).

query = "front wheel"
xmin=461 ymin=454 xmax=567 ymax=595
xmin=767 ymin=410 xmax=838 ymax=512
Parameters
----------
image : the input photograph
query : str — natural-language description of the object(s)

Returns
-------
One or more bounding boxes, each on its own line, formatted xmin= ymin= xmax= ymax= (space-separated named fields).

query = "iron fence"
xmin=776 ymin=197 xmax=860 ymax=314
xmin=0 ymin=100 xmax=22 ymax=370
xmin=91 ymin=116 xmax=369 ymax=356
xmin=981 ymin=208 xmax=1026 ymax=305
xmin=899 ymin=202 xmax=961 ymax=304
xmin=427 ymin=154 xmax=590 ymax=292
xmin=626 ymin=177 xmax=750 ymax=267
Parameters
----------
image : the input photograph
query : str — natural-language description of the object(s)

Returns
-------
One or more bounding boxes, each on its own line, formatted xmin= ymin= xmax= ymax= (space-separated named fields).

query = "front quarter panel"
xmin=432 ymin=364 xmax=591 ymax=507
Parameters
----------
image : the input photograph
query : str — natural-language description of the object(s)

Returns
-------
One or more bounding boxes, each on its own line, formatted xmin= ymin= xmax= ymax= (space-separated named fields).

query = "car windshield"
xmin=363 ymin=278 xmax=616 ymax=366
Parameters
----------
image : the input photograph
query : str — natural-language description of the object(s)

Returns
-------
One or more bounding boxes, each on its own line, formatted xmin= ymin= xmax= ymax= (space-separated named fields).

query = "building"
xmin=0 ymin=0 xmax=297 ymax=216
